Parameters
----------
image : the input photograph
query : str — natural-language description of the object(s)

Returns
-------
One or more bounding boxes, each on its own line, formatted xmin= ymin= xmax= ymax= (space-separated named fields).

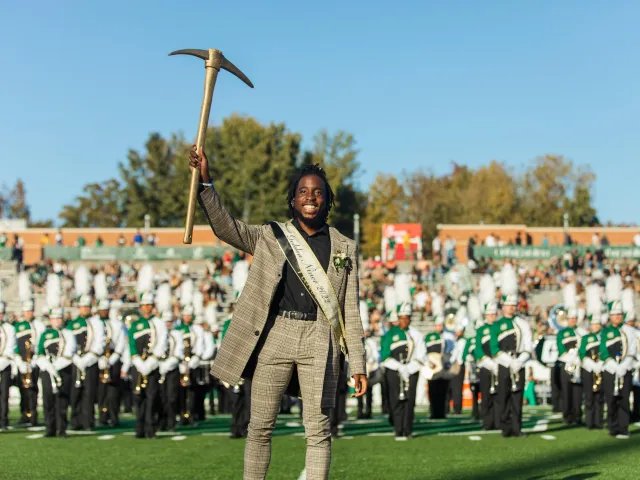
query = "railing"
xmin=473 ymin=245 xmax=640 ymax=260
xmin=42 ymin=245 xmax=230 ymax=261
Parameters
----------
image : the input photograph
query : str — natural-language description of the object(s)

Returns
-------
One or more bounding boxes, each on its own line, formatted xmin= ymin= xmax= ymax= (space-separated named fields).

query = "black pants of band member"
xmin=41 ymin=367 xmax=72 ymax=435
xmin=551 ymin=364 xmax=562 ymax=412
xmin=581 ymin=369 xmax=604 ymax=429
xmin=358 ymin=368 xmax=383 ymax=418
xmin=478 ymin=368 xmax=499 ymax=430
xmin=70 ymin=364 xmax=98 ymax=430
xmin=191 ymin=368 xmax=210 ymax=421
xmin=496 ymin=365 xmax=525 ymax=436
xmin=603 ymin=371 xmax=631 ymax=436
xmin=631 ymin=384 xmax=640 ymax=421
xmin=161 ymin=370 xmax=180 ymax=430
xmin=470 ymin=381 xmax=480 ymax=420
xmin=386 ymin=370 xmax=419 ymax=436
xmin=559 ymin=365 xmax=583 ymax=424
xmin=120 ymin=368 xmax=134 ymax=413
xmin=97 ymin=361 xmax=122 ymax=426
xmin=450 ymin=365 xmax=466 ymax=414
xmin=228 ymin=380 xmax=252 ymax=437
xmin=428 ymin=378 xmax=449 ymax=419
xmin=17 ymin=369 xmax=39 ymax=425
xmin=0 ymin=367 xmax=12 ymax=428
xmin=133 ymin=369 xmax=160 ymax=437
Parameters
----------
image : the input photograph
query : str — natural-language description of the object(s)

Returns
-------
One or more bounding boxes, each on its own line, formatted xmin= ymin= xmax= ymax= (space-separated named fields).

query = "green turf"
xmin=1 ymin=407 xmax=638 ymax=479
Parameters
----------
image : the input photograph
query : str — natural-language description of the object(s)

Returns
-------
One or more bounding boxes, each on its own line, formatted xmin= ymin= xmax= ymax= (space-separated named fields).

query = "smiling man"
xmin=190 ymin=146 xmax=367 ymax=480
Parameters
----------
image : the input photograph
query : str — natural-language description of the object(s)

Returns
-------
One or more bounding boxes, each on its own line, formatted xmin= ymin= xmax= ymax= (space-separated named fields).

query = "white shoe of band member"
xmin=395 ymin=436 xmax=408 ymax=441
xmin=616 ymin=434 xmax=630 ymax=439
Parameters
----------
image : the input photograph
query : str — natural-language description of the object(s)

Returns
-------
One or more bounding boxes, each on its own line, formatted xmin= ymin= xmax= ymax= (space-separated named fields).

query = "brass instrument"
xmin=468 ymin=360 xmax=478 ymax=392
xmin=134 ymin=343 xmax=150 ymax=395
xmin=232 ymin=378 xmax=245 ymax=394
xmin=23 ymin=340 xmax=34 ymax=390
xmin=510 ymin=352 xmax=520 ymax=393
xmin=398 ymin=351 xmax=408 ymax=401
xmin=490 ymin=367 xmax=497 ymax=395
xmin=181 ymin=336 xmax=192 ymax=421
xmin=99 ymin=334 xmax=112 ymax=385
xmin=444 ymin=312 xmax=457 ymax=331
xmin=591 ymin=350 xmax=601 ymax=393
xmin=613 ymin=353 xmax=623 ymax=397
xmin=564 ymin=348 xmax=582 ymax=384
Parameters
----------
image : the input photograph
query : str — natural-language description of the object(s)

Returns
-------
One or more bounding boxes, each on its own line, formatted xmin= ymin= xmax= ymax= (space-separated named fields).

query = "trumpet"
xmin=591 ymin=350 xmax=601 ymax=393
xmin=468 ymin=361 xmax=478 ymax=392
xmin=134 ymin=346 xmax=150 ymax=395
xmin=490 ymin=368 xmax=497 ymax=395
xmin=398 ymin=352 xmax=408 ymax=401
xmin=510 ymin=352 xmax=520 ymax=393
xmin=22 ymin=340 xmax=34 ymax=390
xmin=181 ymin=338 xmax=192 ymax=421
xmin=613 ymin=353 xmax=624 ymax=397
xmin=99 ymin=336 xmax=112 ymax=385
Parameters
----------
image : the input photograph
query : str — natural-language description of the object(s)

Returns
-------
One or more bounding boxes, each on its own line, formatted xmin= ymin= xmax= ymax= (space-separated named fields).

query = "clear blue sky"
xmin=1 ymin=1 xmax=638 ymax=226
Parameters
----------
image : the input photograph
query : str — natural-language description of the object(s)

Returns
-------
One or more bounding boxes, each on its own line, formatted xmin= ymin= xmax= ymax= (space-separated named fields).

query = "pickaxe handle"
xmin=184 ymin=60 xmax=220 ymax=244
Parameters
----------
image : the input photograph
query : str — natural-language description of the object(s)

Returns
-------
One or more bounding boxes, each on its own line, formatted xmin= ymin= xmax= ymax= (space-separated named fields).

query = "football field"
xmin=1 ymin=406 xmax=639 ymax=480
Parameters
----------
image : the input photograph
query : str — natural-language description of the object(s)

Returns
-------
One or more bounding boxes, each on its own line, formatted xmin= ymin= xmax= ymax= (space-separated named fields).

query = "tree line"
xmin=5 ymin=114 xmax=602 ymax=257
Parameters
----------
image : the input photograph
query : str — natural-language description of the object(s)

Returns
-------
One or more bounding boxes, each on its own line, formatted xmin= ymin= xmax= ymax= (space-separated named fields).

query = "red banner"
xmin=381 ymin=224 xmax=422 ymax=261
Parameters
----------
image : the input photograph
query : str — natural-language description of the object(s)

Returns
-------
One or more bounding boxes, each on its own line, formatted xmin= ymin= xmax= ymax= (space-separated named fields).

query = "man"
xmin=67 ymin=295 xmax=105 ymax=431
xmin=600 ymin=301 xmax=637 ymax=438
xmin=0 ymin=301 xmax=16 ymax=430
xmin=556 ymin=308 xmax=584 ymax=425
xmin=460 ymin=330 xmax=480 ymax=420
xmin=36 ymin=308 xmax=76 ymax=437
xmin=174 ymin=305 xmax=204 ymax=425
xmin=191 ymin=147 xmax=367 ymax=479
xmin=494 ymin=294 xmax=533 ymax=438
xmin=357 ymin=329 xmax=381 ymax=419
xmin=475 ymin=302 xmax=499 ymax=430
xmin=579 ymin=314 xmax=604 ymax=429
xmin=158 ymin=310 xmax=184 ymax=432
xmin=193 ymin=313 xmax=215 ymax=422
xmin=128 ymin=292 xmax=168 ymax=438
xmin=96 ymin=299 xmax=127 ymax=427
xmin=220 ymin=313 xmax=252 ymax=438
xmin=423 ymin=316 xmax=450 ymax=419
xmin=449 ymin=323 xmax=468 ymax=416
xmin=380 ymin=302 xmax=425 ymax=440
xmin=14 ymin=299 xmax=45 ymax=425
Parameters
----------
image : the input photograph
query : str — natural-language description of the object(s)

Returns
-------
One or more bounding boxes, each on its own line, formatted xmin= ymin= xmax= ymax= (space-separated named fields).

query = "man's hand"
xmin=188 ymin=145 xmax=211 ymax=183
xmin=350 ymin=374 xmax=368 ymax=398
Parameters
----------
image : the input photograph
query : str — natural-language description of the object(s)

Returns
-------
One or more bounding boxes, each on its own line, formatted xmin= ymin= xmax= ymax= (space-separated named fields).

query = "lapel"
xmin=328 ymin=227 xmax=348 ymax=295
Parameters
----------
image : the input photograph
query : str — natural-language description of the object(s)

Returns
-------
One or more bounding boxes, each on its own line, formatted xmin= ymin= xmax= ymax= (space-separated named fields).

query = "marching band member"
xmin=14 ymin=299 xmax=45 ymax=425
xmin=194 ymin=314 xmax=216 ymax=422
xmin=380 ymin=302 xmax=425 ymax=439
xmin=129 ymin=292 xmax=168 ymax=438
xmin=475 ymin=302 xmax=499 ymax=430
xmin=358 ymin=329 xmax=381 ymax=419
xmin=423 ymin=316 xmax=449 ymax=419
xmin=556 ymin=308 xmax=584 ymax=425
xmin=175 ymin=304 xmax=204 ymax=425
xmin=158 ymin=310 xmax=184 ymax=432
xmin=96 ymin=299 xmax=127 ymax=427
xmin=605 ymin=267 xmax=623 ymax=303
xmin=36 ymin=308 xmax=76 ymax=437
xmin=494 ymin=294 xmax=532 ymax=438
xmin=629 ymin=312 xmax=640 ymax=422
xmin=0 ymin=301 xmax=16 ymax=430
xmin=579 ymin=314 xmax=604 ymax=429
xmin=67 ymin=294 xmax=105 ymax=431
xmin=460 ymin=330 xmax=480 ymax=420
xmin=449 ymin=322 xmax=468 ymax=416
xmin=600 ymin=301 xmax=637 ymax=439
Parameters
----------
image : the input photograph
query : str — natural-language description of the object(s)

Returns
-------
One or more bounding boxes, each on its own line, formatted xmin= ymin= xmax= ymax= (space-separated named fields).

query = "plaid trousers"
xmin=244 ymin=316 xmax=332 ymax=480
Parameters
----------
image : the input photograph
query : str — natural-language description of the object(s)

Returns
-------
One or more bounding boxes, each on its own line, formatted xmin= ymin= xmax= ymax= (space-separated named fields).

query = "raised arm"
xmin=190 ymin=146 xmax=262 ymax=255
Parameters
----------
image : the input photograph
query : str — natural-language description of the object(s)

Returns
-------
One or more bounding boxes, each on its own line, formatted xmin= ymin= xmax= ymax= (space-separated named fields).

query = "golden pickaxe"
xmin=169 ymin=48 xmax=253 ymax=244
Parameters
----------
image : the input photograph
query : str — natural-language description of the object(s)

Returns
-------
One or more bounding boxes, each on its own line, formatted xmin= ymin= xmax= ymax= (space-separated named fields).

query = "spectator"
xmin=484 ymin=233 xmax=496 ymax=247
xmin=95 ymin=236 xmax=104 ymax=247
xmin=75 ymin=235 xmax=86 ymax=247
xmin=542 ymin=235 xmax=549 ymax=247
xmin=55 ymin=229 xmax=63 ymax=246
xmin=133 ymin=229 xmax=143 ymax=245
xmin=592 ymin=232 xmax=600 ymax=247
xmin=40 ymin=232 xmax=49 ymax=260
xmin=117 ymin=234 xmax=126 ymax=247
xmin=0 ymin=232 xmax=7 ymax=247
xmin=432 ymin=235 xmax=441 ymax=262
xmin=515 ymin=232 xmax=522 ymax=246
xmin=147 ymin=232 xmax=157 ymax=246
xmin=12 ymin=234 xmax=24 ymax=272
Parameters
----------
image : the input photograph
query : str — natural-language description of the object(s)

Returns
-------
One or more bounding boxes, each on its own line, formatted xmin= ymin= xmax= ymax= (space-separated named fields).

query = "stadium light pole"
xmin=144 ymin=214 xmax=151 ymax=236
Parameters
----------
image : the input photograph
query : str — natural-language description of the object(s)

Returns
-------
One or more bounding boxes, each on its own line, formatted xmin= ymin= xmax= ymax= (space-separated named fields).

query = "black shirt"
xmin=273 ymin=219 xmax=331 ymax=315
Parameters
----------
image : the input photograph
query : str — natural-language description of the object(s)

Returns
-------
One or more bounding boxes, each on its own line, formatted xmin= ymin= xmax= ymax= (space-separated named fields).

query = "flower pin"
xmin=332 ymin=251 xmax=352 ymax=273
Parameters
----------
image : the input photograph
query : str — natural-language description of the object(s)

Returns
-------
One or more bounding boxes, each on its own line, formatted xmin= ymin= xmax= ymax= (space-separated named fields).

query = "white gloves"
xmin=144 ymin=356 xmax=159 ymax=374
xmin=604 ymin=359 xmax=617 ymax=375
xmin=17 ymin=359 xmax=29 ymax=374
xmin=179 ymin=363 xmax=188 ymax=375
xmin=73 ymin=354 xmax=85 ymax=371
xmin=53 ymin=357 xmax=71 ymax=371
xmin=108 ymin=353 xmax=121 ymax=366
xmin=188 ymin=356 xmax=201 ymax=370
xmin=510 ymin=359 xmax=523 ymax=374
xmin=83 ymin=352 xmax=98 ymax=368
xmin=399 ymin=365 xmax=410 ymax=381
xmin=132 ymin=356 xmax=145 ymax=374
xmin=0 ymin=357 xmax=10 ymax=372
xmin=592 ymin=361 xmax=603 ymax=374
xmin=159 ymin=361 xmax=170 ymax=376
xmin=98 ymin=358 xmax=108 ymax=370
xmin=616 ymin=363 xmax=629 ymax=378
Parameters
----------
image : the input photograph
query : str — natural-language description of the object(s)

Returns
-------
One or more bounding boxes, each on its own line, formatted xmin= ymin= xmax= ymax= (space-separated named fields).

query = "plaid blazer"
xmin=198 ymin=186 xmax=366 ymax=408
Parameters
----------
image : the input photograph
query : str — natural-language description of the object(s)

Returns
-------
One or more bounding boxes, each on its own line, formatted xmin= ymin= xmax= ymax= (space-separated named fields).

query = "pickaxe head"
xmin=169 ymin=48 xmax=254 ymax=88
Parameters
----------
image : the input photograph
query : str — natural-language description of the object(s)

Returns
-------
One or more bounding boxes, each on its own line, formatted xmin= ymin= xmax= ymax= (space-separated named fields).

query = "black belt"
xmin=278 ymin=310 xmax=317 ymax=321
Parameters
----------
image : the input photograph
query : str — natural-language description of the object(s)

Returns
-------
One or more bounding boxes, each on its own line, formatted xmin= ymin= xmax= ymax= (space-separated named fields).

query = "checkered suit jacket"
xmin=198 ymin=186 xmax=366 ymax=408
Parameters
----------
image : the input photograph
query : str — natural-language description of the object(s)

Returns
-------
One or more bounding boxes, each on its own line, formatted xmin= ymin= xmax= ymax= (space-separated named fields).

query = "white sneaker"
xmin=616 ymin=434 xmax=630 ymax=439
xmin=395 ymin=436 xmax=408 ymax=441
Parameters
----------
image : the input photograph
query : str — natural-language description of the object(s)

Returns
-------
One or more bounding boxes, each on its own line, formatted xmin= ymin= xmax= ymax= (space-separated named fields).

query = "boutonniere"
xmin=333 ymin=251 xmax=352 ymax=273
